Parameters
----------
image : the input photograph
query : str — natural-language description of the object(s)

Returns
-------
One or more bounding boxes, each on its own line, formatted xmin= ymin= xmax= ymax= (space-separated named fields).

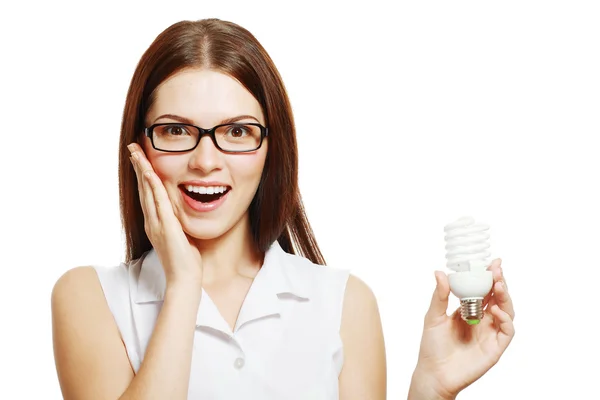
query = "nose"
xmin=188 ymin=135 xmax=222 ymax=173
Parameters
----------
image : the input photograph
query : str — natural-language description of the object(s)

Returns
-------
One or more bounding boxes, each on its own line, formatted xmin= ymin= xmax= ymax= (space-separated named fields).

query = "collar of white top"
xmin=132 ymin=240 xmax=313 ymax=333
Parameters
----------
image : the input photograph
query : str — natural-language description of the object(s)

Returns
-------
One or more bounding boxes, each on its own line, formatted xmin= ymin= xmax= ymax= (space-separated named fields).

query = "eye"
xmin=164 ymin=125 xmax=190 ymax=136
xmin=226 ymin=125 xmax=249 ymax=138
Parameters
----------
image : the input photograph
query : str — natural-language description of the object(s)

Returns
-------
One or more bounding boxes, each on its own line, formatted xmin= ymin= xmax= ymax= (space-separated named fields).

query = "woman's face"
xmin=142 ymin=68 xmax=268 ymax=240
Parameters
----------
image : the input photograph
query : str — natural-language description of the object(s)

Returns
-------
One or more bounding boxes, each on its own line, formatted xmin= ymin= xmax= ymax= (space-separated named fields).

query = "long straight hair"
xmin=118 ymin=19 xmax=325 ymax=265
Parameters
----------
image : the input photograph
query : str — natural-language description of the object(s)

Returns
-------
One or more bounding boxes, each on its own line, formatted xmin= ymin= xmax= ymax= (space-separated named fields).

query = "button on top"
xmin=234 ymin=357 xmax=245 ymax=369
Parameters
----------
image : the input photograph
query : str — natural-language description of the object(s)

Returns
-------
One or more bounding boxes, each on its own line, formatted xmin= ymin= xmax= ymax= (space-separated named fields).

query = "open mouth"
xmin=180 ymin=184 xmax=231 ymax=204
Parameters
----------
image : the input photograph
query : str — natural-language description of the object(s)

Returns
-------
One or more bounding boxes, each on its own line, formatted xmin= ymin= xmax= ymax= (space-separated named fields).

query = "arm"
xmin=338 ymin=275 xmax=387 ymax=400
xmin=52 ymin=266 xmax=202 ymax=400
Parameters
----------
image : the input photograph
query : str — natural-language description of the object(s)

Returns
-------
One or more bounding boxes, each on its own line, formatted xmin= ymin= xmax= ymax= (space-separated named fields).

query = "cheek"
xmin=146 ymin=153 xmax=186 ymax=185
xmin=231 ymin=153 xmax=266 ymax=184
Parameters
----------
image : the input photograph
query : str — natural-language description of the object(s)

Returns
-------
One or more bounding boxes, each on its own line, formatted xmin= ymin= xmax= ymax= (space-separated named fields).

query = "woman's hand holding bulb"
xmin=408 ymin=259 xmax=515 ymax=400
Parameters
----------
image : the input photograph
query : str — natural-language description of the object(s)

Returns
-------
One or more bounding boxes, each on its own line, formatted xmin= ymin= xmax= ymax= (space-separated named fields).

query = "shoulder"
xmin=341 ymin=274 xmax=382 ymax=336
xmin=51 ymin=266 xmax=119 ymax=331
xmin=52 ymin=266 xmax=103 ymax=306
xmin=338 ymin=274 xmax=387 ymax=397
xmin=343 ymin=274 xmax=379 ymax=313
xmin=52 ymin=263 xmax=130 ymax=306
xmin=51 ymin=261 xmax=137 ymax=336
xmin=51 ymin=266 xmax=135 ymax=397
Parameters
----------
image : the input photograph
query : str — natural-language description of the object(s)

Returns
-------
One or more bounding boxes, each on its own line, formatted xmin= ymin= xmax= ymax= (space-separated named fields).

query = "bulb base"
xmin=460 ymin=298 xmax=484 ymax=324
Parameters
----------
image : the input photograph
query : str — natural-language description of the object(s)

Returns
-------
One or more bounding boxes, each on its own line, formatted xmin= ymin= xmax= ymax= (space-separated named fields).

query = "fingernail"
xmin=131 ymin=152 xmax=139 ymax=161
xmin=434 ymin=271 xmax=443 ymax=287
xmin=127 ymin=144 xmax=135 ymax=153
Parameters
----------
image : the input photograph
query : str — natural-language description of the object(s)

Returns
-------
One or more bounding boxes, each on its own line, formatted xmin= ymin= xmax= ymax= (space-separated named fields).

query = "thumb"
xmin=425 ymin=271 xmax=450 ymax=323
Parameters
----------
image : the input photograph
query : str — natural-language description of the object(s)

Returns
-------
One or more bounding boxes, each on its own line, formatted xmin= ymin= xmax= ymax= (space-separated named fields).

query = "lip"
xmin=180 ymin=180 xmax=231 ymax=188
xmin=180 ymin=185 xmax=230 ymax=212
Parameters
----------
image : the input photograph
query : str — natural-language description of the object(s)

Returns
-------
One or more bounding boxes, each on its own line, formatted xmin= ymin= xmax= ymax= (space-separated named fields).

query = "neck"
xmin=192 ymin=214 xmax=263 ymax=285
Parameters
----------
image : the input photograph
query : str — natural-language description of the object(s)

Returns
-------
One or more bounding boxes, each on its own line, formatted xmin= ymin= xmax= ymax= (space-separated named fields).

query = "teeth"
xmin=185 ymin=185 xmax=228 ymax=194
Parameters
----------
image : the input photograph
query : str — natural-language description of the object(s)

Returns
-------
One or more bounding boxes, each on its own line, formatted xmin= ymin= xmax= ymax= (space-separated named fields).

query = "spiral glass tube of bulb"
xmin=444 ymin=216 xmax=494 ymax=325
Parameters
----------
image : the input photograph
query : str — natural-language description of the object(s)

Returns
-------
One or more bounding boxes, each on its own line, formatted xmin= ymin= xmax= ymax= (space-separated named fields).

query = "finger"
xmin=129 ymin=144 xmax=153 ymax=175
xmin=129 ymin=153 xmax=148 ymax=217
xmin=493 ymin=280 xmax=515 ymax=320
xmin=482 ymin=288 xmax=494 ymax=309
xmin=483 ymin=258 xmax=505 ymax=309
xmin=130 ymin=150 xmax=157 ymax=223
xmin=425 ymin=271 xmax=450 ymax=323
xmin=484 ymin=292 xmax=497 ymax=312
xmin=489 ymin=258 xmax=508 ymax=291
xmin=127 ymin=142 xmax=143 ymax=155
xmin=131 ymin=148 xmax=175 ymax=224
xmin=490 ymin=304 xmax=515 ymax=350
xmin=489 ymin=259 xmax=514 ymax=319
xmin=128 ymin=144 xmax=146 ymax=193
xmin=143 ymin=168 xmax=177 ymax=223
xmin=140 ymin=167 xmax=159 ymax=222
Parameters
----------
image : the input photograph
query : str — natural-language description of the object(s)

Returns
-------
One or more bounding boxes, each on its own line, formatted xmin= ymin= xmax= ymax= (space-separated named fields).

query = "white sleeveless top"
xmin=93 ymin=241 xmax=350 ymax=399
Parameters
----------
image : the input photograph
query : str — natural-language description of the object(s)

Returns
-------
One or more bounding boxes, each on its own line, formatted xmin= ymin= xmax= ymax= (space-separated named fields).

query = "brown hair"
xmin=118 ymin=19 xmax=325 ymax=265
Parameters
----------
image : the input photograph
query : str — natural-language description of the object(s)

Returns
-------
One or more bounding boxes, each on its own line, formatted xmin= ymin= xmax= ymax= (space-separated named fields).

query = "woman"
xmin=51 ymin=19 xmax=515 ymax=399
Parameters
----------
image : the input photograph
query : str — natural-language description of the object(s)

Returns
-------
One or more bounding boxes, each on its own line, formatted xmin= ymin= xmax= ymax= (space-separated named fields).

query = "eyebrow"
xmin=152 ymin=114 xmax=261 ymax=126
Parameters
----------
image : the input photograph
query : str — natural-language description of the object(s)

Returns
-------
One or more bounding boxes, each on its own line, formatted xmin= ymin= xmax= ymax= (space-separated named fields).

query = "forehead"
xmin=147 ymin=68 xmax=264 ymax=125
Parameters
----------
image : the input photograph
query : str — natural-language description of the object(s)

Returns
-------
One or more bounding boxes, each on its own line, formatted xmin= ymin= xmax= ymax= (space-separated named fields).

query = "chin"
xmin=181 ymin=221 xmax=230 ymax=241
xmin=174 ymin=196 xmax=253 ymax=242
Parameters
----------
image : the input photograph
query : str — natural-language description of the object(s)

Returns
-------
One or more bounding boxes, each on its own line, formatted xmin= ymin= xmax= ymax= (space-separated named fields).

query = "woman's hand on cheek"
xmin=127 ymin=143 xmax=203 ymax=288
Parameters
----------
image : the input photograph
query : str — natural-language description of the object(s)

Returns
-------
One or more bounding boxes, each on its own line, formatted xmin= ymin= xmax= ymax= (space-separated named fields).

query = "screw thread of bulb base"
xmin=460 ymin=298 xmax=484 ymax=324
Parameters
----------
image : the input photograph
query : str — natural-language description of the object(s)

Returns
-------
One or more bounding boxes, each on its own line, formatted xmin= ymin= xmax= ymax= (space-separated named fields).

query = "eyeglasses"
xmin=144 ymin=122 xmax=269 ymax=153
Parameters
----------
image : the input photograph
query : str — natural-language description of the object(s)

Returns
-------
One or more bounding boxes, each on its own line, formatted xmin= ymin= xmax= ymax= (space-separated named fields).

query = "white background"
xmin=1 ymin=0 xmax=599 ymax=398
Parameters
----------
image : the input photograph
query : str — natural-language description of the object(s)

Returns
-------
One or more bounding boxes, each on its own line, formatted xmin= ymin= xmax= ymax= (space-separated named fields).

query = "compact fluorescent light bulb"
xmin=444 ymin=216 xmax=493 ymax=325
